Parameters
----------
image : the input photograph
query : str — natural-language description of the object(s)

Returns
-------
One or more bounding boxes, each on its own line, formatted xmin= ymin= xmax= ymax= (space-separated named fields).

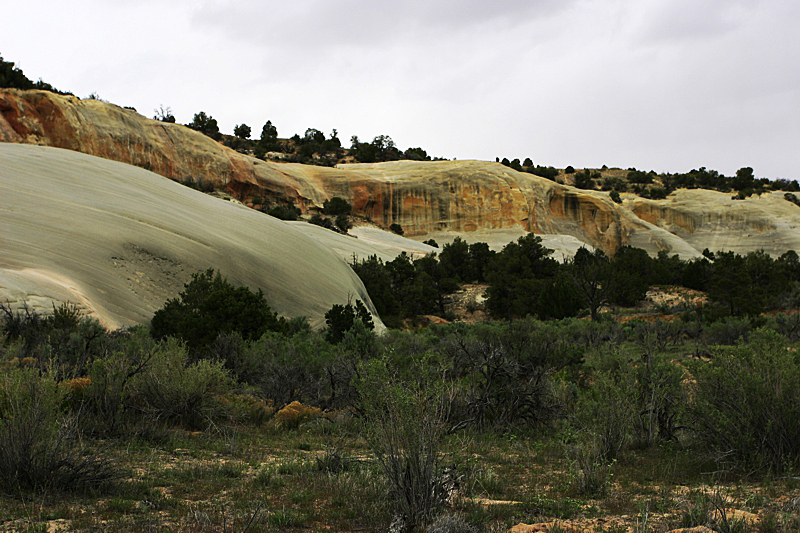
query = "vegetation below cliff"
xmin=2 ymin=295 xmax=800 ymax=532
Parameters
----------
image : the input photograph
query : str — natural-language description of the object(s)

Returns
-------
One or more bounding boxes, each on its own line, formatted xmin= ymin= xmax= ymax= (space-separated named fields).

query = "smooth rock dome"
xmin=0 ymin=143 xmax=382 ymax=331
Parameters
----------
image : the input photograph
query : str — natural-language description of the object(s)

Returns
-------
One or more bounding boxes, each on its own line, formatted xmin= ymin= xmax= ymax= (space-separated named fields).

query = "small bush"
xmin=131 ymin=340 xmax=234 ymax=429
xmin=426 ymin=513 xmax=478 ymax=533
xmin=322 ymin=196 xmax=352 ymax=216
xmin=267 ymin=202 xmax=301 ymax=220
xmin=310 ymin=213 xmax=337 ymax=231
xmin=569 ymin=440 xmax=613 ymax=497
xmin=335 ymin=213 xmax=352 ymax=233
xmin=572 ymin=366 xmax=633 ymax=462
xmin=389 ymin=223 xmax=404 ymax=235
xmin=354 ymin=357 xmax=452 ymax=530
xmin=79 ymin=328 xmax=159 ymax=435
xmin=325 ymin=299 xmax=375 ymax=344
xmin=0 ymin=367 xmax=115 ymax=494
xmin=274 ymin=400 xmax=323 ymax=429
xmin=688 ymin=329 xmax=800 ymax=472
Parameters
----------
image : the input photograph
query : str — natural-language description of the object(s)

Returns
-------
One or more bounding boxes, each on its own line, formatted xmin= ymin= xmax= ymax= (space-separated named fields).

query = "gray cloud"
xmin=191 ymin=0 xmax=576 ymax=50
xmin=2 ymin=0 xmax=798 ymax=179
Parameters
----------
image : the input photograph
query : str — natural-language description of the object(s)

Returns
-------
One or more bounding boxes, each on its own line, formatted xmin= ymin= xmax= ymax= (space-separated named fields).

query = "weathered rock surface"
xmin=3 ymin=88 xmax=799 ymax=258
xmin=0 ymin=143 xmax=382 ymax=331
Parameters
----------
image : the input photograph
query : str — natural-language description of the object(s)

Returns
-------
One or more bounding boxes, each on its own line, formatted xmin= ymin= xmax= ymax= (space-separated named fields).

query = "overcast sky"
xmin=4 ymin=0 xmax=799 ymax=179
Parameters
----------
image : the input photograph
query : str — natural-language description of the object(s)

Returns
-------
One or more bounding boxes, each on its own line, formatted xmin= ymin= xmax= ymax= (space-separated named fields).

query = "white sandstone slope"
xmin=0 ymin=143 xmax=383 ymax=331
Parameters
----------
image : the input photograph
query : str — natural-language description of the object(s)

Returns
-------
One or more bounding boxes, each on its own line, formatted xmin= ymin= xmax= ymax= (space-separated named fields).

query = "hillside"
xmin=0 ymin=143 xmax=382 ymax=330
xmin=3 ymin=88 xmax=800 ymax=260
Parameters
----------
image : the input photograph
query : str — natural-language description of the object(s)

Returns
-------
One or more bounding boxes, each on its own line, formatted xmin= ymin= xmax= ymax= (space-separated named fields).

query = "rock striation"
xmin=2 ymin=88 xmax=800 ymax=258
xmin=0 ymin=143 xmax=382 ymax=331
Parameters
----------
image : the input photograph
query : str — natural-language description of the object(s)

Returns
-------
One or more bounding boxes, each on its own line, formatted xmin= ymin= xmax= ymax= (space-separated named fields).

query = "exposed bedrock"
xmin=0 ymin=143 xmax=382 ymax=331
xmin=3 ymin=89 xmax=799 ymax=258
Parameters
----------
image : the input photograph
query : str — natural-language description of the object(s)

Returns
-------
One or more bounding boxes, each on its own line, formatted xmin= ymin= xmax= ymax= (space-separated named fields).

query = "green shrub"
xmin=131 ymin=339 xmax=233 ymax=429
xmin=572 ymin=367 xmax=633 ymax=462
xmin=150 ymin=269 xmax=284 ymax=352
xmin=703 ymin=315 xmax=753 ymax=345
xmin=266 ymin=201 xmax=301 ymax=220
xmin=632 ymin=350 xmax=685 ymax=446
xmin=322 ymin=196 xmax=352 ymax=216
xmin=309 ymin=213 xmax=336 ymax=231
xmin=0 ymin=367 xmax=115 ymax=494
xmin=242 ymin=330 xmax=335 ymax=408
xmin=688 ymin=329 xmax=800 ymax=472
xmin=325 ymin=299 xmax=375 ymax=344
xmin=80 ymin=328 xmax=160 ymax=435
xmin=569 ymin=440 xmax=613 ymax=497
xmin=0 ymin=302 xmax=106 ymax=375
xmin=389 ymin=223 xmax=404 ymax=235
xmin=335 ymin=213 xmax=352 ymax=233
xmin=440 ymin=323 xmax=567 ymax=431
xmin=354 ymin=357 xmax=452 ymax=530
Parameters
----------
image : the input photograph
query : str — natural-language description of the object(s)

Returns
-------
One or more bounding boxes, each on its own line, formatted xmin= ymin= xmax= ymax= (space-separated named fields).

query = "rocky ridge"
xmin=2 ymin=88 xmax=800 ymax=258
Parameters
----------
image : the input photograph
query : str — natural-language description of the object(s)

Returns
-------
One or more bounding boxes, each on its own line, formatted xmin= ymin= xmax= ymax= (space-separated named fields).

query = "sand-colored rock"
xmin=631 ymin=189 xmax=800 ymax=258
xmin=288 ymin=223 xmax=438 ymax=263
xmin=711 ymin=508 xmax=759 ymax=526
xmin=0 ymin=143 xmax=382 ymax=331
xmin=3 ymin=88 xmax=800 ymax=258
xmin=664 ymin=527 xmax=715 ymax=533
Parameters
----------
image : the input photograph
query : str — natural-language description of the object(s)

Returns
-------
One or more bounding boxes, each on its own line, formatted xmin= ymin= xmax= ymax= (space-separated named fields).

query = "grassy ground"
xmin=2 ymin=417 xmax=798 ymax=533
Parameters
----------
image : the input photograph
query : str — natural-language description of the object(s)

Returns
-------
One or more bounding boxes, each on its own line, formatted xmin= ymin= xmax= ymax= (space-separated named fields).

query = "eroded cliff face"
xmin=629 ymin=191 xmax=800 ymax=257
xmin=322 ymin=162 xmax=539 ymax=236
xmin=0 ymin=89 xmax=323 ymax=210
xmin=2 ymin=89 xmax=799 ymax=258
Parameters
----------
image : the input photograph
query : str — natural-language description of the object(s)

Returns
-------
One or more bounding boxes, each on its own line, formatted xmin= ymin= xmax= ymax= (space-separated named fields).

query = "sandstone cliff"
xmin=2 ymin=88 xmax=799 ymax=258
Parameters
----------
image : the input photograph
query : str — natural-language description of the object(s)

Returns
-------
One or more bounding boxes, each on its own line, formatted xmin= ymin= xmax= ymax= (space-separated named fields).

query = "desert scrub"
xmin=275 ymin=400 xmax=323 ymax=429
xmin=354 ymin=356 xmax=453 ymax=531
xmin=130 ymin=338 xmax=233 ymax=429
xmin=0 ymin=367 xmax=115 ymax=494
xmin=688 ymin=328 xmax=800 ymax=473
xmin=573 ymin=349 xmax=636 ymax=463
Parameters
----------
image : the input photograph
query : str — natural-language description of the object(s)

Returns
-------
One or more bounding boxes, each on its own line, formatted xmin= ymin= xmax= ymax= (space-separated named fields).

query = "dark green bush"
xmin=266 ymin=201 xmax=302 ymax=220
xmin=322 ymin=197 xmax=352 ymax=216
xmin=335 ymin=213 xmax=352 ymax=233
xmin=440 ymin=320 xmax=571 ymax=431
xmin=310 ymin=213 xmax=337 ymax=231
xmin=528 ymin=165 xmax=559 ymax=180
xmin=0 ymin=302 xmax=106 ymax=377
xmin=187 ymin=111 xmax=220 ymax=140
xmin=573 ymin=356 xmax=634 ymax=462
xmin=325 ymin=299 xmax=374 ymax=344
xmin=80 ymin=327 xmax=159 ymax=436
xmin=242 ymin=330 xmax=334 ymax=409
xmin=150 ymin=269 xmax=283 ymax=351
